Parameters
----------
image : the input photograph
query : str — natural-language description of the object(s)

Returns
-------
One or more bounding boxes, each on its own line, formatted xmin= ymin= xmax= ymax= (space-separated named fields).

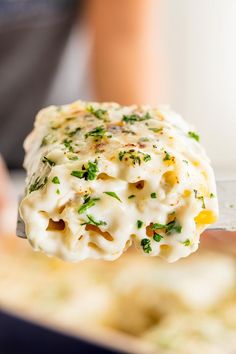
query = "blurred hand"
xmin=87 ymin=0 xmax=161 ymax=106
xmin=0 ymin=155 xmax=17 ymax=236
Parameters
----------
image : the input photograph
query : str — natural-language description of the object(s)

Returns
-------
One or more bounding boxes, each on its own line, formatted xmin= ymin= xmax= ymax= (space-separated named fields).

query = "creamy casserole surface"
xmin=20 ymin=101 xmax=218 ymax=261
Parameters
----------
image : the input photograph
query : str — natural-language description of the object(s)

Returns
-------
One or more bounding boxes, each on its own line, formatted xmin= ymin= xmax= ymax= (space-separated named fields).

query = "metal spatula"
xmin=16 ymin=180 xmax=236 ymax=239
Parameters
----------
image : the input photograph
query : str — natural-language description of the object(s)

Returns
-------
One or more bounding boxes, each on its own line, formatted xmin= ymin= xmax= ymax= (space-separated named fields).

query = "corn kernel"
xmin=194 ymin=210 xmax=217 ymax=225
xmin=183 ymin=189 xmax=191 ymax=197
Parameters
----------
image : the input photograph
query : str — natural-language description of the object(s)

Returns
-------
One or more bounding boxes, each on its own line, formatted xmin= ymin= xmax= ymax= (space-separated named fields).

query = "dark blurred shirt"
xmin=0 ymin=0 xmax=80 ymax=169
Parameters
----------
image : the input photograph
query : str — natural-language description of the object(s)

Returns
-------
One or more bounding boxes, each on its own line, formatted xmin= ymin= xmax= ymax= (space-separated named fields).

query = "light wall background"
xmin=47 ymin=0 xmax=236 ymax=177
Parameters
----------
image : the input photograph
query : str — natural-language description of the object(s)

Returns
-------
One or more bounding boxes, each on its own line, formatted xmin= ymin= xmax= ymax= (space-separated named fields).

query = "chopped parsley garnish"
xmin=188 ymin=131 xmax=200 ymax=142
xmin=118 ymin=151 xmax=125 ymax=161
xmin=82 ymin=214 xmax=107 ymax=227
xmin=68 ymin=156 xmax=79 ymax=161
xmin=194 ymin=190 xmax=206 ymax=208
xmin=151 ymin=192 xmax=157 ymax=198
xmin=122 ymin=129 xmax=136 ymax=135
xmin=128 ymin=194 xmax=135 ymax=199
xmin=52 ymin=176 xmax=60 ymax=184
xmin=139 ymin=137 xmax=149 ymax=142
xmin=66 ymin=116 xmax=76 ymax=121
xmin=85 ymin=126 xmax=106 ymax=139
xmin=56 ymin=189 xmax=60 ymax=195
xmin=141 ymin=238 xmax=152 ymax=253
xmin=118 ymin=150 xmax=151 ymax=165
xmin=71 ymin=160 xmax=98 ymax=181
xmin=71 ymin=170 xmax=84 ymax=178
xmin=87 ymin=106 xmax=107 ymax=120
xmin=67 ymin=127 xmax=81 ymax=137
xmin=198 ymin=196 xmax=206 ymax=209
xmin=210 ymin=193 xmax=215 ymax=198
xmin=29 ymin=176 xmax=48 ymax=193
xmin=40 ymin=135 xmax=52 ymax=147
xmin=78 ymin=196 xmax=100 ymax=214
xmin=63 ymin=139 xmax=74 ymax=152
xmin=42 ymin=156 xmax=55 ymax=166
xmin=148 ymin=127 xmax=163 ymax=133
xmin=163 ymin=151 xmax=171 ymax=161
xmin=122 ymin=112 xmax=151 ymax=124
xmin=165 ymin=219 xmax=182 ymax=235
xmin=137 ymin=220 xmax=143 ymax=229
xmin=104 ymin=191 xmax=122 ymax=202
xmin=143 ymin=154 xmax=151 ymax=162
xmin=151 ymin=223 xmax=166 ymax=230
xmin=151 ymin=218 xmax=182 ymax=235
xmin=183 ymin=239 xmax=191 ymax=246
xmin=86 ymin=160 xmax=99 ymax=180
xmin=183 ymin=159 xmax=189 ymax=164
xmin=153 ymin=233 xmax=163 ymax=242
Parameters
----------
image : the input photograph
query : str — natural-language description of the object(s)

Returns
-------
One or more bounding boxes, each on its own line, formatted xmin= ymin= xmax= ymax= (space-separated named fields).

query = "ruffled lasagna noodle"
xmin=20 ymin=101 xmax=218 ymax=262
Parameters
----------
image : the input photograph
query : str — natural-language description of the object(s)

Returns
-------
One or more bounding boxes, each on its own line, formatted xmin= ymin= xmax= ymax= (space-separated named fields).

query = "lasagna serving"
xmin=19 ymin=101 xmax=218 ymax=262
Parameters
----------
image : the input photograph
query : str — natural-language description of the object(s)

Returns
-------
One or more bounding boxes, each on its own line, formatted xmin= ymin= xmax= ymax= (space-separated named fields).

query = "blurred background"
xmin=0 ymin=0 xmax=236 ymax=353
xmin=48 ymin=0 xmax=236 ymax=176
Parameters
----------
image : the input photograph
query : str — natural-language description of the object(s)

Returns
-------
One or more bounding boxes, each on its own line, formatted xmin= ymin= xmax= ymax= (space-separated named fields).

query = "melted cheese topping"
xmin=19 ymin=101 xmax=218 ymax=262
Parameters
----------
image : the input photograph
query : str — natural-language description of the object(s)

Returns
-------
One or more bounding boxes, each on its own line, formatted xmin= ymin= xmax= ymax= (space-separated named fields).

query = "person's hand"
xmin=0 ymin=155 xmax=17 ymax=236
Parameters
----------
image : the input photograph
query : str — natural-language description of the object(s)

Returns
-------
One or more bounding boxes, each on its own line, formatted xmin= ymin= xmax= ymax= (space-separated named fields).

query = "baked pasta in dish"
xmin=19 ymin=101 xmax=218 ymax=262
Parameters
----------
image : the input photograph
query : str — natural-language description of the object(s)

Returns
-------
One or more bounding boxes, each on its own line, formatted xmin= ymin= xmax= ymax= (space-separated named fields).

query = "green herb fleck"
xmin=71 ymin=170 xmax=84 ymax=178
xmin=122 ymin=112 xmax=151 ymax=124
xmin=198 ymin=196 xmax=206 ymax=209
xmin=165 ymin=219 xmax=182 ymax=235
xmin=210 ymin=193 xmax=215 ymax=198
xmin=63 ymin=139 xmax=74 ymax=152
xmin=86 ymin=160 xmax=99 ymax=180
xmin=153 ymin=233 xmax=163 ymax=242
xmin=183 ymin=159 xmax=189 ymax=164
xmin=78 ymin=197 xmax=100 ymax=214
xmin=139 ymin=137 xmax=149 ymax=142
xmin=40 ymin=135 xmax=50 ymax=147
xmin=188 ymin=131 xmax=200 ymax=142
xmin=128 ymin=194 xmax=135 ymax=199
xmin=82 ymin=214 xmax=107 ymax=227
xmin=85 ymin=126 xmax=106 ymax=139
xmin=151 ymin=219 xmax=182 ymax=235
xmin=151 ymin=192 xmax=157 ymax=199
xmin=68 ymin=156 xmax=79 ymax=161
xmin=183 ymin=239 xmax=191 ymax=246
xmin=56 ymin=189 xmax=60 ymax=195
xmin=163 ymin=151 xmax=171 ymax=161
xmin=29 ymin=176 xmax=48 ymax=193
xmin=137 ymin=220 xmax=143 ymax=229
xmin=104 ymin=191 xmax=122 ymax=202
xmin=67 ymin=127 xmax=81 ymax=137
xmin=119 ymin=150 xmax=151 ymax=165
xmin=71 ymin=160 xmax=98 ymax=181
xmin=151 ymin=223 xmax=166 ymax=230
xmin=42 ymin=156 xmax=55 ymax=166
xmin=122 ymin=129 xmax=136 ymax=135
xmin=87 ymin=106 xmax=107 ymax=120
xmin=141 ymin=238 xmax=152 ymax=253
xmin=149 ymin=127 xmax=163 ymax=133
xmin=52 ymin=176 xmax=60 ymax=184
xmin=118 ymin=151 xmax=125 ymax=161
xmin=194 ymin=190 xmax=206 ymax=208
xmin=143 ymin=154 xmax=151 ymax=162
